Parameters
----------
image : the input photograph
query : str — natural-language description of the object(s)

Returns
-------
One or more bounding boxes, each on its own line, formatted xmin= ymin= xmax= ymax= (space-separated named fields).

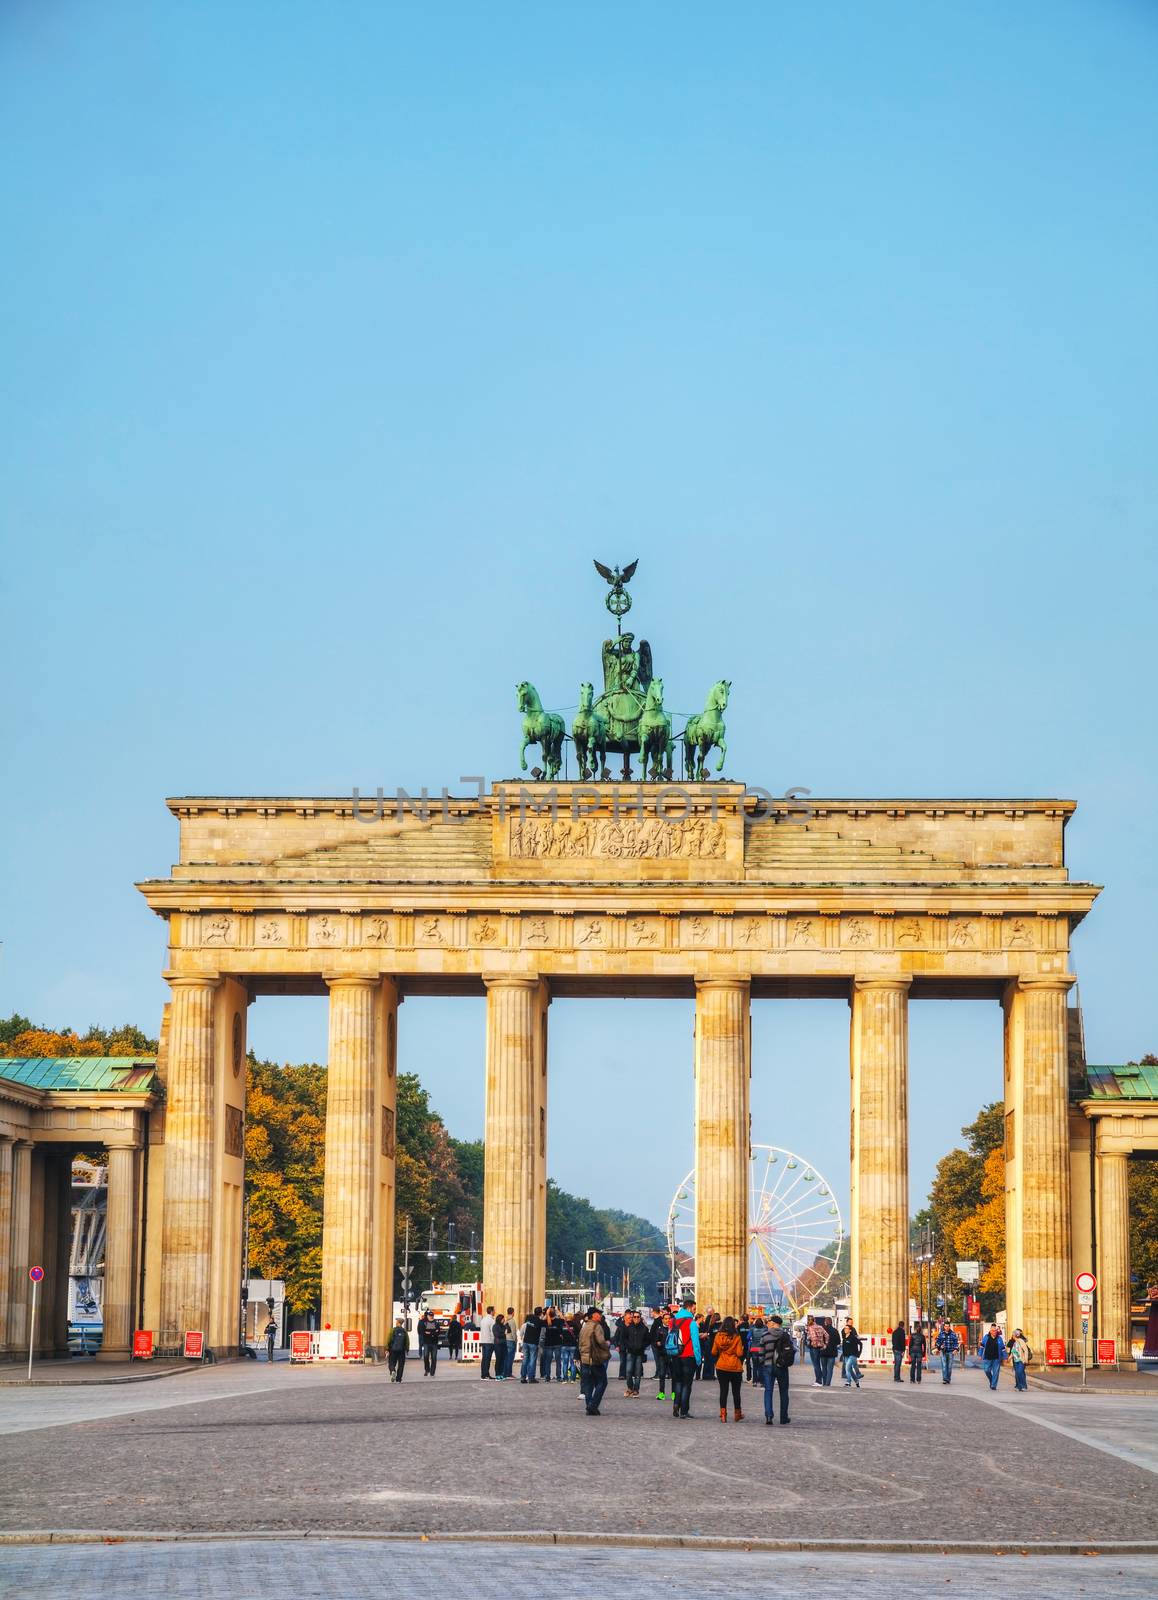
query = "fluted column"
xmin=99 ymin=1144 xmax=139 ymax=1360
xmin=0 ymin=1138 xmax=12 ymax=1355
xmin=8 ymin=1142 xmax=33 ymax=1351
xmin=160 ymin=976 xmax=219 ymax=1340
xmin=321 ymin=977 xmax=379 ymax=1334
xmin=1005 ymin=976 xmax=1073 ymax=1341
xmin=483 ymin=977 xmax=541 ymax=1318
xmin=850 ymin=977 xmax=911 ymax=1334
xmin=694 ymin=978 xmax=750 ymax=1316
xmin=1095 ymin=1138 xmax=1130 ymax=1357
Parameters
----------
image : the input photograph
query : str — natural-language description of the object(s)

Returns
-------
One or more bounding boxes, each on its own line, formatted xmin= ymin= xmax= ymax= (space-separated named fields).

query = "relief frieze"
xmin=509 ymin=815 xmax=725 ymax=860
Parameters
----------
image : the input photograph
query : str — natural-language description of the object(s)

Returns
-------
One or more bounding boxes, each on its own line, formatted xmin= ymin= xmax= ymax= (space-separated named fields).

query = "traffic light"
xmin=585 ymin=1249 xmax=597 ymax=1272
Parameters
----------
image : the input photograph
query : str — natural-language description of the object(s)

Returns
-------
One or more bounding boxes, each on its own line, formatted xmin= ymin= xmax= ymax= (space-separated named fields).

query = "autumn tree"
xmin=922 ymin=1101 xmax=1005 ymax=1317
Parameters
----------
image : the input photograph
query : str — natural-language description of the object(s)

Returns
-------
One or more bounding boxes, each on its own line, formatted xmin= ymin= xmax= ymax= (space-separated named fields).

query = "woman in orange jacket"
xmin=711 ymin=1316 xmax=746 ymax=1421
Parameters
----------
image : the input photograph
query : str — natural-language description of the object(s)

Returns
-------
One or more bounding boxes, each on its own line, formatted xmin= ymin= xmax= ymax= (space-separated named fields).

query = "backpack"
xmin=665 ymin=1320 xmax=689 ymax=1359
xmin=770 ymin=1330 xmax=795 ymax=1367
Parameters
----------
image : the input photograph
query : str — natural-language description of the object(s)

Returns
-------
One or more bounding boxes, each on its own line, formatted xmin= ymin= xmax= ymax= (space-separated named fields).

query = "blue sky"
xmin=2 ymin=1 xmax=1155 ymax=1231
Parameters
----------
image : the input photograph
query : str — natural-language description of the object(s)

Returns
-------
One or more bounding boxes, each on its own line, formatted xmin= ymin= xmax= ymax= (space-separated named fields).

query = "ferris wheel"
xmin=666 ymin=1144 xmax=843 ymax=1313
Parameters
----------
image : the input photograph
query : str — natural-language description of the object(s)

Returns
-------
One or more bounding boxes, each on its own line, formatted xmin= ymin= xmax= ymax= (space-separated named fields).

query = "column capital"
xmin=323 ymin=974 xmax=382 ymax=991
xmin=694 ymin=975 xmax=751 ymax=993
xmin=852 ymin=975 xmax=913 ymax=993
xmin=163 ymin=971 xmax=221 ymax=989
xmin=1013 ymin=974 xmax=1076 ymax=994
xmin=482 ymin=975 xmax=543 ymax=991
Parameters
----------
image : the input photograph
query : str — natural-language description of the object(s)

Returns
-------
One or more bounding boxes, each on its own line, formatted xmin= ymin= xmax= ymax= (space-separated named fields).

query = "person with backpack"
xmin=980 ymin=1323 xmax=1007 ymax=1389
xmin=748 ymin=1317 xmax=766 ymax=1387
xmin=757 ymin=1313 xmax=794 ymax=1424
xmin=891 ymin=1321 xmax=907 ymax=1382
xmin=1008 ymin=1328 xmax=1032 ymax=1391
xmin=934 ymin=1319 xmax=960 ymax=1384
xmin=711 ymin=1316 xmax=746 ymax=1422
xmin=386 ymin=1316 xmax=409 ymax=1382
xmin=666 ymin=1299 xmax=703 ymax=1418
xmin=908 ymin=1321 xmax=927 ymax=1384
xmin=840 ymin=1320 xmax=863 ymax=1387
xmin=578 ymin=1307 xmax=611 ymax=1415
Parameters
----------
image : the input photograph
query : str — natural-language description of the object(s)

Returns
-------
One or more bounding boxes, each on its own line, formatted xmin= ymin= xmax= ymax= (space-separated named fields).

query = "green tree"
xmin=923 ymin=1100 xmax=1005 ymax=1318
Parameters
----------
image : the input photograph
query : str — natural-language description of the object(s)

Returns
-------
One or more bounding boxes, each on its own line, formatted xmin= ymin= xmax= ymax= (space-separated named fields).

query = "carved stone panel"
xmin=414 ymin=914 xmax=449 ymax=947
xmin=509 ymin=815 xmax=726 ymax=860
xmin=224 ymin=1104 xmax=244 ymax=1159
xmin=308 ymin=913 xmax=346 ymax=948
xmin=469 ymin=913 xmax=503 ymax=947
xmin=255 ymin=914 xmax=290 ymax=947
xmin=520 ymin=914 xmax=556 ymax=949
xmin=1003 ymin=915 xmax=1036 ymax=951
xmin=361 ymin=914 xmax=396 ymax=947
xmin=949 ymin=916 xmax=980 ymax=951
xmin=574 ymin=914 xmax=611 ymax=950
xmin=626 ymin=915 xmax=664 ymax=948
xmin=732 ymin=916 xmax=769 ymax=950
xmin=842 ymin=915 xmax=875 ymax=950
xmin=200 ymin=914 xmax=238 ymax=947
xmin=680 ymin=913 xmax=717 ymax=950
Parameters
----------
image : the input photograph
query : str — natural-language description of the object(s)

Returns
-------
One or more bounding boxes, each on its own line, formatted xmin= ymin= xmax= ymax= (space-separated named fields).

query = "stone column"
xmin=482 ymin=977 xmax=541 ymax=1318
xmin=850 ymin=977 xmax=911 ymax=1334
xmin=1095 ymin=1137 xmax=1130 ymax=1357
xmin=99 ymin=1143 xmax=139 ymax=1361
xmin=7 ymin=1141 xmax=33 ymax=1351
xmin=321 ymin=977 xmax=379 ymax=1334
xmin=0 ymin=1137 xmax=12 ymax=1355
xmin=694 ymin=978 xmax=750 ymax=1316
xmin=37 ymin=1149 xmax=72 ymax=1358
xmin=1004 ymin=976 xmax=1073 ymax=1342
xmin=160 ymin=976 xmax=219 ymax=1341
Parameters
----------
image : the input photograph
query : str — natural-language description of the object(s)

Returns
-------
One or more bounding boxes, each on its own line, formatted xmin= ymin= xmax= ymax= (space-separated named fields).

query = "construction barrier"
xmin=460 ymin=1329 xmax=481 ymax=1362
xmin=288 ymin=1329 xmax=366 ymax=1364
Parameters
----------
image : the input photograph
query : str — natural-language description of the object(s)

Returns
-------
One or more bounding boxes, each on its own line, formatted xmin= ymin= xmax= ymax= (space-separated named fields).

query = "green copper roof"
xmin=1085 ymin=1063 xmax=1158 ymax=1100
xmin=0 ymin=1058 xmax=157 ymax=1093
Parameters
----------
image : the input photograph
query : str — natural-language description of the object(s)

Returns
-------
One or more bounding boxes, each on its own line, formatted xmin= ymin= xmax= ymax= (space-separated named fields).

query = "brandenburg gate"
xmin=134 ymin=782 xmax=1100 ymax=1355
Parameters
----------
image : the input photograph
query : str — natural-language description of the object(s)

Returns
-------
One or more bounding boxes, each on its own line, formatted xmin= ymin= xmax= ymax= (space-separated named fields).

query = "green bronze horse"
xmin=683 ymin=679 xmax=730 ymax=780
xmin=517 ymin=681 xmax=565 ymax=779
xmin=637 ymin=677 xmax=673 ymax=782
xmin=571 ymin=681 xmax=609 ymax=782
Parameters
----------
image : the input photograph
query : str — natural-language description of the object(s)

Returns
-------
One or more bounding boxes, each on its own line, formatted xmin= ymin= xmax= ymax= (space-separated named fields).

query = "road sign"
xmin=955 ymin=1260 xmax=979 ymax=1282
xmin=28 ymin=1265 xmax=44 ymax=1283
xmin=1078 ymin=1292 xmax=1093 ymax=1310
xmin=1075 ymin=1270 xmax=1097 ymax=1294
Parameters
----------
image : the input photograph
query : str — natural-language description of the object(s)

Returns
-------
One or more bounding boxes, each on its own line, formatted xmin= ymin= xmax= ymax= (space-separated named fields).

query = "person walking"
xmin=387 ymin=1316 xmax=409 ymax=1382
xmin=519 ymin=1307 xmax=543 ymax=1383
xmin=666 ymin=1300 xmax=702 ymax=1418
xmin=578 ymin=1307 xmax=611 ymax=1415
xmin=757 ymin=1313 xmax=794 ymax=1424
xmin=492 ymin=1312 xmax=509 ymax=1379
xmin=821 ymin=1317 xmax=840 ymax=1386
xmin=263 ymin=1316 xmax=278 ymax=1363
xmin=446 ymin=1314 xmax=463 ymax=1363
xmin=891 ymin=1321 xmax=907 ymax=1382
xmin=502 ymin=1308 xmax=518 ymax=1378
xmin=712 ymin=1316 xmax=746 ymax=1421
xmin=1008 ymin=1328 xmax=1032 ymax=1391
xmin=478 ymin=1305 xmax=496 ymax=1379
xmin=934 ymin=1319 xmax=960 ymax=1384
xmin=980 ymin=1323 xmax=1007 ymax=1389
xmin=840 ymin=1320 xmax=863 ymax=1388
xmin=908 ymin=1322 xmax=927 ymax=1384
xmin=805 ymin=1315 xmax=828 ymax=1387
xmin=747 ymin=1317 xmax=766 ymax=1387
xmin=650 ymin=1309 xmax=670 ymax=1401
xmin=419 ymin=1309 xmax=441 ymax=1376
xmin=623 ymin=1310 xmax=651 ymax=1396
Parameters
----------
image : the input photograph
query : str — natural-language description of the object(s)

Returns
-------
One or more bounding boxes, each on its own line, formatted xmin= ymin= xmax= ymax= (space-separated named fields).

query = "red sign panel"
xmin=342 ymin=1329 xmax=364 ymax=1361
xmin=290 ymin=1330 xmax=312 ymax=1361
xmin=183 ymin=1330 xmax=205 ymax=1360
xmin=1045 ymin=1338 xmax=1067 ymax=1366
xmin=132 ymin=1329 xmax=154 ymax=1360
xmin=966 ymin=1296 xmax=981 ymax=1319
xmin=1096 ymin=1339 xmax=1116 ymax=1364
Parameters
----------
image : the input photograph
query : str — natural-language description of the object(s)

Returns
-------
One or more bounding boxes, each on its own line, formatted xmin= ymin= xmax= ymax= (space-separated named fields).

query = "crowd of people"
xmin=384 ymin=1301 xmax=1033 ymax=1409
